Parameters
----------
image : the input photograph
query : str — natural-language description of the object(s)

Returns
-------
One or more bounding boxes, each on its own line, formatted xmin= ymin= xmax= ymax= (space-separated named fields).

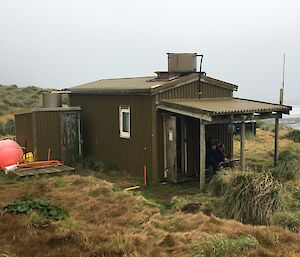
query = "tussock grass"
xmin=210 ymin=170 xmax=285 ymax=225
xmin=271 ymin=211 xmax=300 ymax=232
xmin=284 ymin=129 xmax=300 ymax=143
xmin=273 ymin=147 xmax=300 ymax=181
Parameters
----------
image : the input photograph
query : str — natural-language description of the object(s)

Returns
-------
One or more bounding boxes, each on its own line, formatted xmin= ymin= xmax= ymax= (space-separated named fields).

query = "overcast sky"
xmin=0 ymin=0 xmax=299 ymax=104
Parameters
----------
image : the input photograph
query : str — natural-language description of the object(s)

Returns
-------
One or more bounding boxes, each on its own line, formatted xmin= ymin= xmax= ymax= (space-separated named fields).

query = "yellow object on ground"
xmin=123 ymin=186 xmax=140 ymax=192
xmin=23 ymin=152 xmax=34 ymax=162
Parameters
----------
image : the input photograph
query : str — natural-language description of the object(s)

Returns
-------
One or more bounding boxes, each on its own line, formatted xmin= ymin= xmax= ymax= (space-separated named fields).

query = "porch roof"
xmin=157 ymin=97 xmax=292 ymax=121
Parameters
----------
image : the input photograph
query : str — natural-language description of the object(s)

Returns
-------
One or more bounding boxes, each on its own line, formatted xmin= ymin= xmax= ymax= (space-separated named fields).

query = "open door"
xmin=163 ymin=115 xmax=178 ymax=183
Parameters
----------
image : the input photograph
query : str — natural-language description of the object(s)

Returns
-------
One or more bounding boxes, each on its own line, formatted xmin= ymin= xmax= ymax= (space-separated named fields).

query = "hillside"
xmin=0 ymin=84 xmax=47 ymax=122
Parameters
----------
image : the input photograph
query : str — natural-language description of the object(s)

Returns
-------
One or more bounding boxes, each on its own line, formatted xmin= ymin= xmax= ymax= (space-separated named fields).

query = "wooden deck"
xmin=9 ymin=165 xmax=75 ymax=177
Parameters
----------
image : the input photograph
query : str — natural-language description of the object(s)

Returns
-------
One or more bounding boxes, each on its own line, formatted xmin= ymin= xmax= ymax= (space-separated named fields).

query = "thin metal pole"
xmin=274 ymin=117 xmax=279 ymax=167
xmin=197 ymin=55 xmax=204 ymax=98
xmin=199 ymin=119 xmax=206 ymax=192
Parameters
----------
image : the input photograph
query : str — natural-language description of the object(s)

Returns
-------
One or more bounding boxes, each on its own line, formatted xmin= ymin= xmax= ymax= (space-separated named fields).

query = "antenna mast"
xmin=280 ymin=54 xmax=285 ymax=105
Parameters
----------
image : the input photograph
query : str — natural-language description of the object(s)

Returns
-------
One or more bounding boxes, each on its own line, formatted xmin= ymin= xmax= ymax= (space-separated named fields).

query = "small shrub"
xmin=190 ymin=235 xmax=259 ymax=257
xmin=4 ymin=197 xmax=69 ymax=221
xmin=215 ymin=170 xmax=285 ymax=225
xmin=284 ymin=129 xmax=300 ymax=143
xmin=271 ymin=211 xmax=300 ymax=232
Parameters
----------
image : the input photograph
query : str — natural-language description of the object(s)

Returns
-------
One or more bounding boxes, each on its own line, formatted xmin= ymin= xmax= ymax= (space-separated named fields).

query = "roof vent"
xmin=167 ymin=53 xmax=197 ymax=73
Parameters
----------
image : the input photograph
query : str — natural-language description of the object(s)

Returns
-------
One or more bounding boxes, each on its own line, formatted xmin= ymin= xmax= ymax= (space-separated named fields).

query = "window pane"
xmin=122 ymin=112 xmax=129 ymax=133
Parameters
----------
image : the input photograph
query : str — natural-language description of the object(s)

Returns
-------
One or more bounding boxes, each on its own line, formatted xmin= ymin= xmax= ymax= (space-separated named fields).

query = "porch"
xmin=156 ymin=97 xmax=291 ymax=191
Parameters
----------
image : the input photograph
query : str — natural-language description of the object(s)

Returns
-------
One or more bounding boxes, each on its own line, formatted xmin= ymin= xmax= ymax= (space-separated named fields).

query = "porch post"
xmin=240 ymin=116 xmax=246 ymax=171
xmin=274 ymin=116 xmax=279 ymax=167
xmin=199 ymin=119 xmax=206 ymax=192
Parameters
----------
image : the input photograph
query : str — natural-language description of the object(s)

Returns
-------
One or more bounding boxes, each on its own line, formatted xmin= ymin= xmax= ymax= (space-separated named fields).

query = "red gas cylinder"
xmin=0 ymin=140 xmax=23 ymax=170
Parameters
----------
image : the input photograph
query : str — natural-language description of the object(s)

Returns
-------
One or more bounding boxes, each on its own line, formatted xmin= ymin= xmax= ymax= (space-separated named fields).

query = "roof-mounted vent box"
xmin=168 ymin=53 xmax=197 ymax=73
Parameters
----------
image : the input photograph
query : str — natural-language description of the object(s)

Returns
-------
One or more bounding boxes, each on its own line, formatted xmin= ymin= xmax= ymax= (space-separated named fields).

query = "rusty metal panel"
xmin=15 ymin=112 xmax=33 ymax=152
xmin=70 ymin=94 xmax=153 ymax=179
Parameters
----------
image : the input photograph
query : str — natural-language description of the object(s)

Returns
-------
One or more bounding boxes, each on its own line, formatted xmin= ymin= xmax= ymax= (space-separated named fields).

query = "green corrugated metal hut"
xmin=69 ymin=53 xmax=291 ymax=188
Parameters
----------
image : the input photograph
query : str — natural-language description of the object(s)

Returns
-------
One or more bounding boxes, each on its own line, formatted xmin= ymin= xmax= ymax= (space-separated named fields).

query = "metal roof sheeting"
xmin=70 ymin=76 xmax=166 ymax=93
xmin=158 ymin=98 xmax=291 ymax=115
xmin=69 ymin=73 xmax=238 ymax=94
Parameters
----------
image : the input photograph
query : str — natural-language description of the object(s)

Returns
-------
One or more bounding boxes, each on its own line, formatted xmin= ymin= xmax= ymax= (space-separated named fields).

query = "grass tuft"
xmin=99 ymin=233 xmax=133 ymax=254
xmin=271 ymin=211 xmax=300 ymax=232
xmin=190 ymin=235 xmax=259 ymax=257
xmin=211 ymin=170 xmax=285 ymax=225
xmin=284 ymin=129 xmax=300 ymax=143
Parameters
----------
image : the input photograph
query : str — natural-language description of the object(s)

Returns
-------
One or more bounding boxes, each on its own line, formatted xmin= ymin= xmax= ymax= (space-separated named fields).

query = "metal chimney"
xmin=42 ymin=93 xmax=62 ymax=108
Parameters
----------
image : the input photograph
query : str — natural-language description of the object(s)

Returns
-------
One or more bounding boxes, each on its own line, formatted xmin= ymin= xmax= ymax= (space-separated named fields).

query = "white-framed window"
xmin=119 ymin=106 xmax=130 ymax=139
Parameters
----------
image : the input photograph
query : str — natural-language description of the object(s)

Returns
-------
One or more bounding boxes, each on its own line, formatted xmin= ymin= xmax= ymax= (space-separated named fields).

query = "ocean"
xmin=282 ymin=105 xmax=300 ymax=130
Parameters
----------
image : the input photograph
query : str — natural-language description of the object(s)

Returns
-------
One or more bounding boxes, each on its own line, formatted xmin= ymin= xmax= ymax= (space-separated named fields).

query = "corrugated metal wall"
xmin=158 ymin=81 xmax=199 ymax=99
xmin=158 ymin=81 xmax=233 ymax=100
xmin=16 ymin=110 xmax=81 ymax=163
xmin=15 ymin=112 xmax=33 ymax=152
xmin=35 ymin=111 xmax=61 ymax=161
xmin=200 ymin=83 xmax=233 ymax=98
xmin=70 ymin=94 xmax=155 ymax=179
